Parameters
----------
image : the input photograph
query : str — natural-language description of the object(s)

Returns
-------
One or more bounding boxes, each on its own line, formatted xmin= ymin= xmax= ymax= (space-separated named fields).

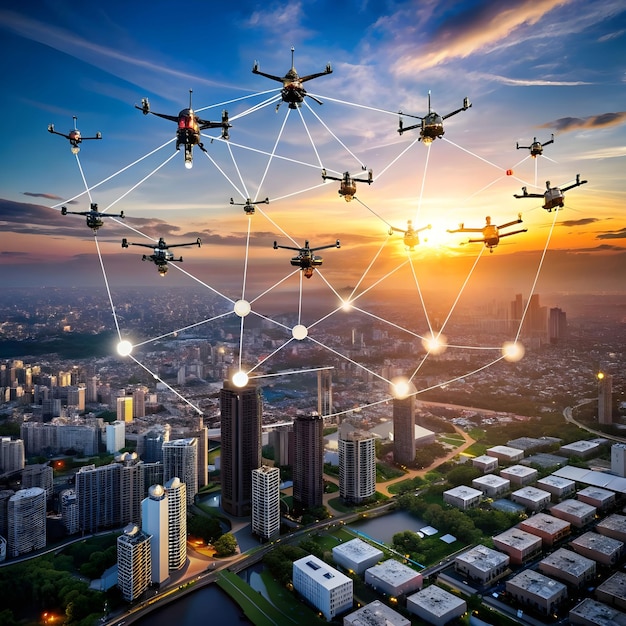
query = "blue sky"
xmin=1 ymin=0 xmax=625 ymax=301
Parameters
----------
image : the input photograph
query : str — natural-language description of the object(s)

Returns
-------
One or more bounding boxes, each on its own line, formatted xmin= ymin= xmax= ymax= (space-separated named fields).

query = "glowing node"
xmin=390 ymin=377 xmax=415 ymax=399
xmin=421 ymin=332 xmax=447 ymax=355
xmin=232 ymin=371 xmax=249 ymax=387
xmin=184 ymin=161 xmax=193 ymax=170
xmin=292 ymin=324 xmax=308 ymax=340
xmin=502 ymin=341 xmax=525 ymax=362
xmin=597 ymin=372 xmax=605 ymax=380
xmin=234 ymin=299 xmax=251 ymax=317
xmin=117 ymin=340 xmax=133 ymax=357
xmin=71 ymin=146 xmax=80 ymax=155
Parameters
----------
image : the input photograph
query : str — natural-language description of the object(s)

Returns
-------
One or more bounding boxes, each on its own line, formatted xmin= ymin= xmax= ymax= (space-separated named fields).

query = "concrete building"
xmin=317 ymin=369 xmax=333 ymax=418
xmin=611 ymin=443 xmax=626 ymax=477
xmin=595 ymin=571 xmax=626 ymax=611
xmin=116 ymin=396 xmax=133 ymax=423
xmin=251 ymin=465 xmax=280 ymax=541
xmin=293 ymin=413 xmax=324 ymax=512
xmin=511 ymin=486 xmax=552 ymax=512
xmin=117 ymin=524 xmax=152 ymax=602
xmin=519 ymin=512 xmax=571 ymax=547
xmin=106 ymin=421 xmax=126 ymax=454
xmin=76 ymin=463 xmax=121 ymax=533
xmin=116 ymin=452 xmax=144 ymax=526
xmin=492 ymin=528 xmax=542 ymax=565
xmin=7 ymin=487 xmax=46 ymax=557
xmin=332 ymin=538 xmax=383 ymax=575
xmin=538 ymin=548 xmax=596 ymax=589
xmin=406 ymin=585 xmax=467 ymax=626
xmin=443 ymin=485 xmax=483 ymax=510
xmin=558 ymin=439 xmax=605 ymax=460
xmin=486 ymin=445 xmax=524 ymax=464
xmin=21 ymin=463 xmax=53 ymax=501
xmin=454 ymin=544 xmax=510 ymax=586
xmin=536 ymin=475 xmax=576 ymax=501
xmin=393 ymin=395 xmax=415 ymax=465
xmin=293 ymin=554 xmax=353 ymax=622
xmin=577 ymin=486 xmax=616 ymax=512
xmin=162 ymin=438 xmax=197 ymax=506
xmin=60 ymin=488 xmax=79 ymax=535
xmin=338 ymin=421 xmax=376 ymax=505
xmin=364 ymin=559 xmax=423 ymax=597
xmin=597 ymin=372 xmax=613 ymax=425
xmin=505 ymin=569 xmax=567 ymax=617
xmin=570 ymin=531 xmax=624 ymax=567
xmin=164 ymin=477 xmax=187 ymax=571
xmin=569 ymin=598 xmax=626 ymax=626
xmin=596 ymin=513 xmax=626 ymax=543
xmin=550 ymin=499 xmax=597 ymax=529
xmin=500 ymin=464 xmax=538 ymax=486
xmin=343 ymin=600 xmax=410 ymax=626
xmin=220 ymin=380 xmax=262 ymax=517
xmin=507 ymin=436 xmax=561 ymax=454
xmin=141 ymin=484 xmax=169 ymax=585
xmin=471 ymin=454 xmax=498 ymax=474
xmin=472 ymin=474 xmax=510 ymax=498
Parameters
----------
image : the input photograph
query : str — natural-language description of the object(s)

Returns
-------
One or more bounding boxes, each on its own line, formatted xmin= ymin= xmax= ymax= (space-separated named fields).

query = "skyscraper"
xmin=162 ymin=439 xmax=198 ymax=506
xmin=106 ymin=421 xmax=126 ymax=454
xmin=220 ymin=380 xmax=262 ymax=517
xmin=7 ymin=487 xmax=46 ymax=557
xmin=141 ymin=484 xmax=169 ymax=584
xmin=548 ymin=307 xmax=567 ymax=344
xmin=317 ymin=369 xmax=333 ymax=417
xmin=293 ymin=413 xmax=324 ymax=511
xmin=117 ymin=524 xmax=152 ymax=602
xmin=190 ymin=416 xmax=208 ymax=488
xmin=116 ymin=396 xmax=133 ymax=423
xmin=117 ymin=452 xmax=144 ymax=525
xmin=598 ymin=372 xmax=613 ymax=425
xmin=251 ymin=465 xmax=280 ymax=541
xmin=338 ymin=421 xmax=376 ymax=504
xmin=164 ymin=476 xmax=187 ymax=570
xmin=76 ymin=463 xmax=121 ymax=533
xmin=393 ymin=395 xmax=416 ymax=465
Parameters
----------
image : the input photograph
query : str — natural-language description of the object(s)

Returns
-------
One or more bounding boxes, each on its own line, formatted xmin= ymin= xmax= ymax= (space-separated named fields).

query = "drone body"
xmin=273 ymin=239 xmax=340 ymax=278
xmin=122 ymin=236 xmax=202 ymax=276
xmin=61 ymin=203 xmax=124 ymax=233
xmin=321 ymin=169 xmax=373 ymax=202
xmin=514 ymin=174 xmax=587 ymax=212
xmin=447 ymin=214 xmax=526 ymax=252
xmin=48 ymin=116 xmax=101 ymax=153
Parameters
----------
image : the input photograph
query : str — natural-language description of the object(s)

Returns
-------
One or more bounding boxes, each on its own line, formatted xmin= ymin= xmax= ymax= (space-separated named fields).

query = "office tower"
xmin=317 ymin=369 xmax=333 ymax=417
xmin=132 ymin=387 xmax=146 ymax=418
xmin=0 ymin=437 xmax=24 ymax=474
xmin=190 ymin=416 xmax=208 ymax=488
xmin=66 ymin=385 xmax=85 ymax=411
xmin=252 ymin=465 xmax=280 ymax=541
xmin=141 ymin=484 xmax=169 ymax=584
xmin=144 ymin=430 xmax=164 ymax=463
xmin=76 ymin=463 xmax=121 ymax=533
xmin=106 ymin=421 xmax=126 ymax=454
xmin=510 ymin=293 xmax=524 ymax=333
xmin=57 ymin=423 xmax=99 ymax=456
xmin=60 ymin=488 xmax=79 ymax=535
xmin=162 ymin=438 xmax=198 ymax=506
xmin=142 ymin=462 xmax=164 ymax=495
xmin=86 ymin=376 xmax=98 ymax=403
xmin=117 ymin=453 xmax=144 ymax=525
xmin=548 ymin=307 xmax=567 ymax=344
xmin=598 ymin=373 xmax=613 ymax=425
xmin=611 ymin=444 xmax=626 ymax=477
xmin=21 ymin=463 xmax=54 ymax=501
xmin=164 ymin=477 xmax=187 ymax=570
xmin=117 ymin=524 xmax=152 ymax=602
xmin=393 ymin=395 xmax=416 ymax=466
xmin=7 ymin=487 xmax=46 ymax=557
xmin=117 ymin=396 xmax=133 ymax=422
xmin=269 ymin=425 xmax=293 ymax=467
xmin=338 ymin=421 xmax=376 ymax=504
xmin=293 ymin=414 xmax=324 ymax=511
xmin=220 ymin=380 xmax=262 ymax=517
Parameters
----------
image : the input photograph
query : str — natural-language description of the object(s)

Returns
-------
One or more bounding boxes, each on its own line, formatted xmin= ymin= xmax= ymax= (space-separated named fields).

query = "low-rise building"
xmin=569 ymin=598 xmax=626 ymax=626
xmin=536 ymin=475 xmax=576 ymax=501
xmin=472 ymin=455 xmax=498 ymax=474
xmin=343 ymin=600 xmax=410 ymax=626
xmin=443 ymin=485 xmax=482 ymax=510
xmin=493 ymin=528 xmax=543 ymax=565
xmin=472 ymin=474 xmax=510 ymax=498
xmin=538 ymin=548 xmax=596 ymax=589
xmin=518 ymin=512 xmax=571 ymax=547
xmin=364 ymin=559 xmax=423 ymax=597
xmin=570 ymin=531 xmax=624 ymax=567
xmin=550 ymin=499 xmax=597 ymax=528
xmin=505 ymin=569 xmax=568 ymax=617
xmin=558 ymin=439 xmax=606 ymax=460
xmin=500 ymin=464 xmax=538 ymax=486
xmin=406 ymin=585 xmax=467 ymax=626
xmin=332 ymin=538 xmax=383 ymax=575
xmin=577 ymin=486 xmax=616 ymax=512
xmin=454 ymin=544 xmax=510 ymax=586
xmin=486 ymin=445 xmax=524 ymax=464
xmin=595 ymin=513 xmax=626 ymax=543
xmin=595 ymin=571 xmax=626 ymax=611
xmin=511 ymin=486 xmax=552 ymax=512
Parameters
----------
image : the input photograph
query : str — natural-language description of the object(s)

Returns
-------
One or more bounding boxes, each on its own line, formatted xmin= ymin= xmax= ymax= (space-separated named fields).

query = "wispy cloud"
xmin=597 ymin=228 xmax=626 ymax=240
xmin=23 ymin=192 xmax=64 ymax=200
xmin=473 ymin=72 xmax=590 ymax=87
xmin=541 ymin=112 xmax=626 ymax=132
xmin=560 ymin=218 xmax=600 ymax=227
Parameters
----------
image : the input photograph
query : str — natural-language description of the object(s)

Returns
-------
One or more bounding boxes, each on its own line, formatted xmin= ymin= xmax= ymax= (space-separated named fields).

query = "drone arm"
xmin=311 ymin=240 xmax=340 ymax=252
xmin=560 ymin=176 xmax=588 ymax=193
xmin=82 ymin=133 xmax=102 ymax=140
xmin=543 ymin=134 xmax=555 ymax=147
xmin=273 ymin=242 xmax=299 ymax=252
xmin=321 ymin=169 xmax=340 ymax=182
xmin=498 ymin=228 xmax=528 ymax=239
xmin=417 ymin=224 xmax=432 ymax=233
xmin=497 ymin=216 xmax=524 ymax=229
xmin=447 ymin=226 xmax=481 ymax=233
xmin=47 ymin=125 xmax=69 ymax=139
xmin=251 ymin=67 xmax=283 ymax=83
xmin=442 ymin=98 xmax=472 ymax=120
xmin=299 ymin=67 xmax=333 ymax=83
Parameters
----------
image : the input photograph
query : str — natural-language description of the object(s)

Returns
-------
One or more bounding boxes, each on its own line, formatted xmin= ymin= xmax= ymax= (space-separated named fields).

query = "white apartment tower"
xmin=165 ymin=477 xmax=187 ymax=570
xmin=141 ymin=484 xmax=169 ymax=584
xmin=106 ymin=421 xmax=126 ymax=454
xmin=611 ymin=443 xmax=626 ymax=477
xmin=338 ymin=421 xmax=376 ymax=504
xmin=117 ymin=524 xmax=152 ymax=602
xmin=162 ymin=438 xmax=198 ymax=506
xmin=251 ymin=465 xmax=280 ymax=541
xmin=7 ymin=487 xmax=46 ymax=557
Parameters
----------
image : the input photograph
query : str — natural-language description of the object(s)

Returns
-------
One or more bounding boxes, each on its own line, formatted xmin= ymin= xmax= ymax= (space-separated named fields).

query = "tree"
xmin=213 ymin=533 xmax=237 ymax=557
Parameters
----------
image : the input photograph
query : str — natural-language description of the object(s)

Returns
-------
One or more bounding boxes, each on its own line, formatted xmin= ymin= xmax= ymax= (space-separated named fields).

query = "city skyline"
xmin=0 ymin=1 xmax=624 ymax=305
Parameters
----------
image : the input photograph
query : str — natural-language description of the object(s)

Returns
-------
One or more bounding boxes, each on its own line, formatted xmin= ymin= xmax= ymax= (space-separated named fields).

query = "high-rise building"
xmin=611 ymin=444 xmax=626 ymax=477
xmin=86 ymin=376 xmax=98 ymax=403
xmin=7 ymin=487 xmax=46 ymax=557
xmin=219 ymin=380 xmax=262 ymax=517
xmin=142 ymin=462 xmax=164 ymax=496
xmin=251 ymin=465 xmax=280 ymax=541
xmin=190 ymin=416 xmax=208 ymax=489
xmin=338 ymin=421 xmax=376 ymax=504
xmin=0 ymin=490 xmax=15 ymax=539
xmin=106 ymin=421 xmax=126 ymax=454
xmin=317 ymin=369 xmax=333 ymax=417
xmin=598 ymin=372 xmax=613 ymax=425
xmin=132 ymin=387 xmax=146 ymax=418
xmin=162 ymin=439 xmax=198 ymax=506
xmin=164 ymin=477 xmax=187 ymax=570
xmin=60 ymin=488 xmax=79 ymax=535
xmin=21 ymin=463 xmax=54 ymax=501
xmin=116 ymin=396 xmax=133 ymax=422
xmin=66 ymin=385 xmax=85 ymax=411
xmin=293 ymin=414 xmax=324 ymax=511
xmin=117 ymin=453 xmax=144 ymax=526
xmin=117 ymin=524 xmax=152 ymax=602
xmin=76 ymin=463 xmax=121 ymax=533
xmin=548 ymin=307 xmax=567 ymax=344
xmin=141 ymin=484 xmax=169 ymax=584
xmin=393 ymin=395 xmax=416 ymax=465
xmin=0 ymin=437 xmax=24 ymax=474
xmin=268 ymin=426 xmax=293 ymax=467
xmin=144 ymin=429 xmax=166 ymax=463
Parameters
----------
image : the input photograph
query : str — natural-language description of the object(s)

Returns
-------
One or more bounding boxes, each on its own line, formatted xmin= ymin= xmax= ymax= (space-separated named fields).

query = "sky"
xmin=1 ymin=0 xmax=625 ymax=313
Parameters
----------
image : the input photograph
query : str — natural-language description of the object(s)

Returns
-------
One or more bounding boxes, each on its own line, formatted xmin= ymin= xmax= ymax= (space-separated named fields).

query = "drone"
xmin=513 ymin=174 xmax=588 ymax=212
xmin=447 ymin=214 xmax=527 ymax=253
xmin=321 ymin=169 xmax=373 ymax=202
xmin=230 ymin=197 xmax=269 ymax=215
xmin=48 ymin=116 xmax=101 ymax=153
xmin=273 ymin=239 xmax=340 ymax=279
xmin=61 ymin=203 xmax=124 ymax=233
xmin=388 ymin=220 xmax=432 ymax=250
xmin=398 ymin=91 xmax=471 ymax=144
xmin=122 ymin=236 xmax=201 ymax=276
xmin=135 ymin=89 xmax=230 ymax=169
xmin=252 ymin=46 xmax=332 ymax=110
xmin=517 ymin=134 xmax=554 ymax=157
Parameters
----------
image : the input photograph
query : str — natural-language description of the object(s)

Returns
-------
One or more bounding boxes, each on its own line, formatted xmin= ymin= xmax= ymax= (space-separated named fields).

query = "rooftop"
xmin=407 ymin=585 xmax=466 ymax=616
xmin=569 ymin=598 xmax=626 ymax=625
xmin=333 ymin=538 xmax=383 ymax=561
xmin=366 ymin=559 xmax=422 ymax=584
xmin=507 ymin=569 xmax=567 ymax=599
xmin=571 ymin=531 xmax=624 ymax=555
xmin=455 ymin=544 xmax=509 ymax=572
xmin=540 ymin=548 xmax=595 ymax=576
